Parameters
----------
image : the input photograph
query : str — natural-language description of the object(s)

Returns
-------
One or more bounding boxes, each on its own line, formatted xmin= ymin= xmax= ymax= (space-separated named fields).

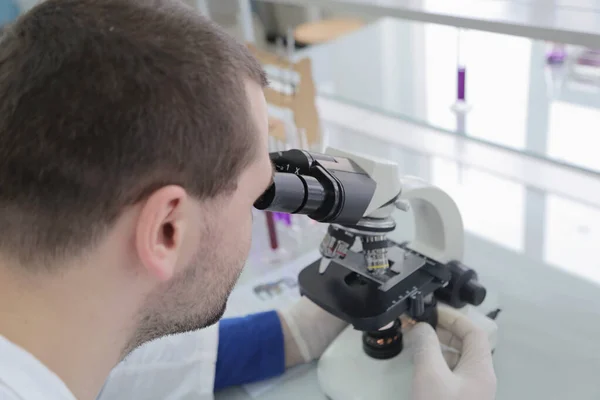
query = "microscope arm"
xmin=398 ymin=176 xmax=464 ymax=265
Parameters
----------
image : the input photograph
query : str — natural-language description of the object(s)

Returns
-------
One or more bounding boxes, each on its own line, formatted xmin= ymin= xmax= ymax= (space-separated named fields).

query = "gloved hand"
xmin=278 ymin=296 xmax=348 ymax=368
xmin=406 ymin=305 xmax=497 ymax=400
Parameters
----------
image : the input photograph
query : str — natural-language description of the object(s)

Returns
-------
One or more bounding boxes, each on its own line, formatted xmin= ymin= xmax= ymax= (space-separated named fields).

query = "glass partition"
xmin=296 ymin=18 xmax=600 ymax=174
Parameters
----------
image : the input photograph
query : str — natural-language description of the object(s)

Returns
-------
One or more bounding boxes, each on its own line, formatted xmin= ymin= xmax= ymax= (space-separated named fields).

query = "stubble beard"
xmin=121 ymin=251 xmax=245 ymax=358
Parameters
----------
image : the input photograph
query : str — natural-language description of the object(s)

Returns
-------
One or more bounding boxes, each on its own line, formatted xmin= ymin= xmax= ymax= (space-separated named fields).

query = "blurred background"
xmin=4 ymin=1 xmax=600 ymax=399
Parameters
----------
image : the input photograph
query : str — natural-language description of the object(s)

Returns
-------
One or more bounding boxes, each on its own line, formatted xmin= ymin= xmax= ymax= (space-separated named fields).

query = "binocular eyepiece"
xmin=254 ymin=172 xmax=326 ymax=217
xmin=253 ymin=149 xmax=377 ymax=226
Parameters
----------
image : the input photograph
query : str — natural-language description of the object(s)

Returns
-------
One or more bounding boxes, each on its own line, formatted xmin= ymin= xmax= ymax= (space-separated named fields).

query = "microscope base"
xmin=317 ymin=306 xmax=498 ymax=400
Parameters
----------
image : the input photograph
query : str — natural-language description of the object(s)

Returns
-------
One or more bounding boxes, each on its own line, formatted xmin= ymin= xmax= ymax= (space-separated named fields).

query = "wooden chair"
xmin=294 ymin=18 xmax=365 ymax=45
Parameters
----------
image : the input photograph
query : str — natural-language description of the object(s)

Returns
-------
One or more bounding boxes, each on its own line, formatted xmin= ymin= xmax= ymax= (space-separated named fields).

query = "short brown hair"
xmin=0 ymin=0 xmax=267 ymax=269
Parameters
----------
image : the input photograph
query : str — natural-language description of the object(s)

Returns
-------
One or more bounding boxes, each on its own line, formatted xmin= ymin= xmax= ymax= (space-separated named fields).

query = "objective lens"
xmin=254 ymin=172 xmax=326 ymax=215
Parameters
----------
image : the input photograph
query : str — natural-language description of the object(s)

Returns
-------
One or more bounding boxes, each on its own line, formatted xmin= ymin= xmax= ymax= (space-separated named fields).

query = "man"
xmin=0 ymin=1 xmax=496 ymax=399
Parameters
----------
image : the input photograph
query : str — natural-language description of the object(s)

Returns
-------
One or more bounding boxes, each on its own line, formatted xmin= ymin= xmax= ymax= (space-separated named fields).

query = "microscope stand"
xmin=317 ymin=306 xmax=498 ymax=400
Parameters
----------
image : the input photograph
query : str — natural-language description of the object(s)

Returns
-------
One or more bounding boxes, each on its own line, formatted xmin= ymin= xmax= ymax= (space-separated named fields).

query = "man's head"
xmin=0 ymin=0 xmax=272 ymax=353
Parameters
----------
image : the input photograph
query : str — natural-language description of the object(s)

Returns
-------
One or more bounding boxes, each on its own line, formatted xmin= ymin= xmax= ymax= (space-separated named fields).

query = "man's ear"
xmin=135 ymin=185 xmax=188 ymax=282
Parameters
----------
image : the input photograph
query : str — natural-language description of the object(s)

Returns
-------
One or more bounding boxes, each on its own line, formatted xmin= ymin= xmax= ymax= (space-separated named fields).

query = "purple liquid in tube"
xmin=457 ymin=67 xmax=466 ymax=102
xmin=274 ymin=212 xmax=292 ymax=226
xmin=547 ymin=44 xmax=567 ymax=65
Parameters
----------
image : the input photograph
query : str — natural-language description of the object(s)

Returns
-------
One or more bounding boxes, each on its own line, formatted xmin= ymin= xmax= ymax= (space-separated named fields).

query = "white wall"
xmin=16 ymin=0 xmax=38 ymax=12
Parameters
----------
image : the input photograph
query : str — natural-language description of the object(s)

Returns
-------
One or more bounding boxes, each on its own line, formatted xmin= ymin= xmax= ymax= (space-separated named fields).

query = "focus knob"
xmin=459 ymin=280 xmax=486 ymax=306
xmin=435 ymin=261 xmax=487 ymax=308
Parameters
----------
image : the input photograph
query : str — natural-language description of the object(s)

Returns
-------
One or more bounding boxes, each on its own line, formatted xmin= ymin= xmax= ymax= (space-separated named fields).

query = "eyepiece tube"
xmin=254 ymin=173 xmax=305 ymax=213
xmin=254 ymin=172 xmax=326 ymax=216
xmin=302 ymin=175 xmax=326 ymax=214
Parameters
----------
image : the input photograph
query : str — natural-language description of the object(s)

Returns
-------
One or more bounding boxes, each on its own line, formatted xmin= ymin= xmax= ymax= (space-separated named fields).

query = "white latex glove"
xmin=278 ymin=296 xmax=348 ymax=368
xmin=405 ymin=305 xmax=497 ymax=400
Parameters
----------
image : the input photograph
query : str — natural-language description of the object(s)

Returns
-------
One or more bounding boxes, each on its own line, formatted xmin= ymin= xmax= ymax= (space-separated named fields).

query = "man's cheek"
xmin=227 ymin=209 xmax=252 ymax=242
xmin=241 ymin=214 xmax=253 ymax=251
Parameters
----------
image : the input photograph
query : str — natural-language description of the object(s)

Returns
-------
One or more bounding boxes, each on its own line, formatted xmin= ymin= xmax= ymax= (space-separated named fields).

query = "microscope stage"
xmin=298 ymin=245 xmax=450 ymax=331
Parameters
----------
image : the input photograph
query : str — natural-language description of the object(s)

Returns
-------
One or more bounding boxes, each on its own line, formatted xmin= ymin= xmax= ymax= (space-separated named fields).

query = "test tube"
xmin=546 ymin=42 xmax=567 ymax=65
xmin=271 ymin=139 xmax=292 ymax=228
xmin=286 ymin=27 xmax=297 ymax=96
xmin=456 ymin=29 xmax=466 ymax=103
xmin=274 ymin=212 xmax=292 ymax=226
xmin=265 ymin=211 xmax=278 ymax=250
xmin=452 ymin=29 xmax=472 ymax=113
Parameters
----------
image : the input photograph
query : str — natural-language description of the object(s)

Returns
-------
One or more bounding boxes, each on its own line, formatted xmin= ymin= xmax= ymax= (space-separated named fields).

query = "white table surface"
xmin=216 ymin=128 xmax=600 ymax=400
xmin=253 ymin=0 xmax=600 ymax=47
xmin=293 ymin=17 xmax=600 ymax=174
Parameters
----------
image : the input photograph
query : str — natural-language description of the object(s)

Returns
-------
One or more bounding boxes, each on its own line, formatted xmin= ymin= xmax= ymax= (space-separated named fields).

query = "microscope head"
xmin=254 ymin=147 xmax=402 ymax=225
xmin=322 ymin=147 xmax=402 ymax=219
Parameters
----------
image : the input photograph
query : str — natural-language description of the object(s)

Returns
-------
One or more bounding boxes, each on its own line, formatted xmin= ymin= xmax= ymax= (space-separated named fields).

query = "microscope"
xmin=254 ymin=148 xmax=498 ymax=400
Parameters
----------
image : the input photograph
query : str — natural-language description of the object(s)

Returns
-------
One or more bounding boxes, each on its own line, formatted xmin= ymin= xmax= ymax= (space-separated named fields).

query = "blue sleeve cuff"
xmin=214 ymin=310 xmax=285 ymax=391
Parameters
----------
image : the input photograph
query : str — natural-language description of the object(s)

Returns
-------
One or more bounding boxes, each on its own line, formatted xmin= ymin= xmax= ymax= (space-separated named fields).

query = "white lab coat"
xmin=98 ymin=324 xmax=219 ymax=400
xmin=0 ymin=335 xmax=77 ymax=400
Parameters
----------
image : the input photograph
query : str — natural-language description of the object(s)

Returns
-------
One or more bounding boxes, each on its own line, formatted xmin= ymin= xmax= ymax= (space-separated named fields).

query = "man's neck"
xmin=0 ymin=267 xmax=138 ymax=400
